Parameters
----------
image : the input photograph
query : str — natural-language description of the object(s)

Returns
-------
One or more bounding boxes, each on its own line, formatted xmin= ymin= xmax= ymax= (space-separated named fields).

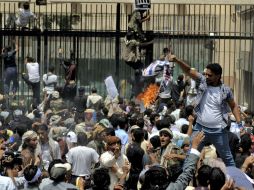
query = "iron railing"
xmin=0 ymin=1 xmax=254 ymax=111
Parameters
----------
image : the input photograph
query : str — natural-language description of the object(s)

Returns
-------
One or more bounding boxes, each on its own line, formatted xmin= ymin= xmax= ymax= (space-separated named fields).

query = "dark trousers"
xmin=4 ymin=67 xmax=18 ymax=95
xmin=22 ymin=74 xmax=40 ymax=106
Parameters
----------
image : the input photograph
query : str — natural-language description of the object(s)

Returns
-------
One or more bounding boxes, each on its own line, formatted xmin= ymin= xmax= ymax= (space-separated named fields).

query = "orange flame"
xmin=137 ymin=84 xmax=160 ymax=108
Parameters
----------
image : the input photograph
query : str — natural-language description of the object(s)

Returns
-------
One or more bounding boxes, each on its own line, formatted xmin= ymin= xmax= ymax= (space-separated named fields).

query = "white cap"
xmin=66 ymin=131 xmax=77 ymax=143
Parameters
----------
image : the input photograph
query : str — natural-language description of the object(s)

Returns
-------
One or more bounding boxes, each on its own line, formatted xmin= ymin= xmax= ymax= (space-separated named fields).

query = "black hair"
xmin=143 ymin=130 xmax=148 ymax=141
xmin=164 ymin=114 xmax=175 ymax=125
xmin=244 ymin=116 xmax=252 ymax=125
xmin=133 ymin=128 xmax=144 ymax=143
xmin=104 ymin=128 xmax=115 ymax=136
xmin=197 ymin=165 xmax=212 ymax=187
xmin=100 ymin=107 xmax=107 ymax=116
xmin=240 ymin=133 xmax=252 ymax=153
xmin=91 ymin=87 xmax=97 ymax=93
xmin=158 ymin=118 xmax=171 ymax=130
xmin=24 ymin=165 xmax=39 ymax=184
xmin=185 ymin=105 xmax=194 ymax=117
xmin=92 ymin=168 xmax=110 ymax=190
xmin=209 ymin=167 xmax=226 ymax=190
xmin=141 ymin=166 xmax=169 ymax=190
xmin=33 ymin=109 xmax=41 ymax=118
xmin=26 ymin=56 xmax=34 ymax=62
xmin=118 ymin=116 xmax=128 ymax=130
xmin=206 ymin=63 xmax=222 ymax=76
xmin=149 ymin=135 xmax=161 ymax=149
xmin=175 ymin=100 xmax=184 ymax=109
xmin=109 ymin=113 xmax=120 ymax=129
xmin=129 ymin=115 xmax=138 ymax=126
xmin=4 ymin=46 xmax=12 ymax=52
xmin=14 ymin=123 xmax=27 ymax=137
xmin=144 ymin=109 xmax=153 ymax=117
xmin=163 ymin=48 xmax=169 ymax=55
xmin=77 ymin=132 xmax=88 ymax=146
xmin=37 ymin=124 xmax=48 ymax=132
xmin=150 ymin=113 xmax=159 ymax=125
xmin=48 ymin=159 xmax=63 ymax=174
xmin=48 ymin=65 xmax=55 ymax=72
xmin=177 ymin=74 xmax=184 ymax=82
xmin=23 ymin=2 xmax=30 ymax=10
xmin=136 ymin=117 xmax=144 ymax=129
xmin=181 ymin=124 xmax=189 ymax=134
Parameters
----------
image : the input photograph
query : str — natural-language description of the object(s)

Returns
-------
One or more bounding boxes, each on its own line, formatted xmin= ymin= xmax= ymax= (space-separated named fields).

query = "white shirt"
xmin=16 ymin=8 xmax=36 ymax=27
xmin=100 ymin=151 xmax=129 ymax=190
xmin=0 ymin=176 xmax=17 ymax=190
xmin=43 ymin=73 xmax=58 ymax=94
xmin=66 ymin=146 xmax=99 ymax=176
xmin=175 ymin=118 xmax=189 ymax=131
xmin=26 ymin=62 xmax=40 ymax=83
xmin=170 ymin=108 xmax=181 ymax=120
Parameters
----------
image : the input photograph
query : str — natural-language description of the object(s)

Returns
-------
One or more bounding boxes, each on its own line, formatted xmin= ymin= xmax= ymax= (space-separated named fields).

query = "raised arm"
xmin=228 ymin=99 xmax=241 ymax=124
xmin=169 ymin=54 xmax=199 ymax=80
xmin=141 ymin=10 xmax=150 ymax=22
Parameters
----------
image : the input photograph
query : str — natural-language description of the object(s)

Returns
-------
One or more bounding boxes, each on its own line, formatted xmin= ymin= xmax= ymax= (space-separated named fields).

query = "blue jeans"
xmin=4 ymin=67 xmax=18 ymax=95
xmin=192 ymin=123 xmax=235 ymax=167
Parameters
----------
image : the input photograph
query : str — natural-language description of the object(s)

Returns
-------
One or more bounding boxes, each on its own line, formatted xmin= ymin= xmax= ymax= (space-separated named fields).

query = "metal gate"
xmin=1 ymin=1 xmax=254 ymax=111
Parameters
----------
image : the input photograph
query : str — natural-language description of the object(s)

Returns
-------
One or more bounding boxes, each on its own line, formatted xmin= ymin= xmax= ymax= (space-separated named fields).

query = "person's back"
xmin=43 ymin=66 xmax=58 ymax=95
xmin=73 ymin=87 xmax=87 ymax=112
xmin=2 ymin=46 xmax=16 ymax=69
xmin=87 ymin=87 xmax=103 ymax=111
xmin=66 ymin=133 xmax=99 ymax=176
xmin=171 ymin=74 xmax=185 ymax=102
xmin=126 ymin=128 xmax=145 ymax=190
xmin=92 ymin=168 xmax=110 ymax=190
xmin=2 ymin=44 xmax=19 ymax=96
xmin=26 ymin=58 xmax=40 ymax=83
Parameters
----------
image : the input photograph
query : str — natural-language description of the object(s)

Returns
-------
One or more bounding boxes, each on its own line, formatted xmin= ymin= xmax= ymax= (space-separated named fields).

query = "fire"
xmin=137 ymin=84 xmax=160 ymax=108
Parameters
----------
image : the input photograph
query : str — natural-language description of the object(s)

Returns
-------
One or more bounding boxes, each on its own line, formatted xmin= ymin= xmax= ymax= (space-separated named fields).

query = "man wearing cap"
xmin=169 ymin=55 xmax=241 ymax=166
xmin=159 ymin=128 xmax=185 ymax=169
xmin=41 ymin=162 xmax=77 ymax=190
xmin=20 ymin=130 xmax=40 ymax=168
xmin=87 ymin=123 xmax=106 ymax=155
xmin=84 ymin=109 xmax=96 ymax=132
xmin=50 ymin=91 xmax=66 ymax=112
xmin=100 ymin=136 xmax=129 ymax=190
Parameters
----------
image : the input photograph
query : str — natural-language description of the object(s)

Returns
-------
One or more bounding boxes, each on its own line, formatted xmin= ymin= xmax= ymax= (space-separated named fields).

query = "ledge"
xmin=48 ymin=0 xmax=254 ymax=5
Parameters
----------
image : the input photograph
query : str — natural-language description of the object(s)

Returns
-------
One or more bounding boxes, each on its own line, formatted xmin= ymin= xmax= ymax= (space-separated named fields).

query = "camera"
xmin=1 ymin=150 xmax=22 ymax=168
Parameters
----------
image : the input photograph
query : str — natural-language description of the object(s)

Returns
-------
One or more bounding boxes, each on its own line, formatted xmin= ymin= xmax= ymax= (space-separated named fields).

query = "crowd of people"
xmin=1 ymin=41 xmax=254 ymax=190
xmin=2 ymin=2 xmax=254 ymax=189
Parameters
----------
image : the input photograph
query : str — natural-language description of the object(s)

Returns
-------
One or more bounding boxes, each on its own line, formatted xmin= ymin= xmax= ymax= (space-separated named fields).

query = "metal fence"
xmin=1 ymin=1 xmax=254 ymax=111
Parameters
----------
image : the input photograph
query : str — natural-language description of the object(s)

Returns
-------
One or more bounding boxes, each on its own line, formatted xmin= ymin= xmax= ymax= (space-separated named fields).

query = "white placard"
xmin=105 ymin=76 xmax=119 ymax=99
